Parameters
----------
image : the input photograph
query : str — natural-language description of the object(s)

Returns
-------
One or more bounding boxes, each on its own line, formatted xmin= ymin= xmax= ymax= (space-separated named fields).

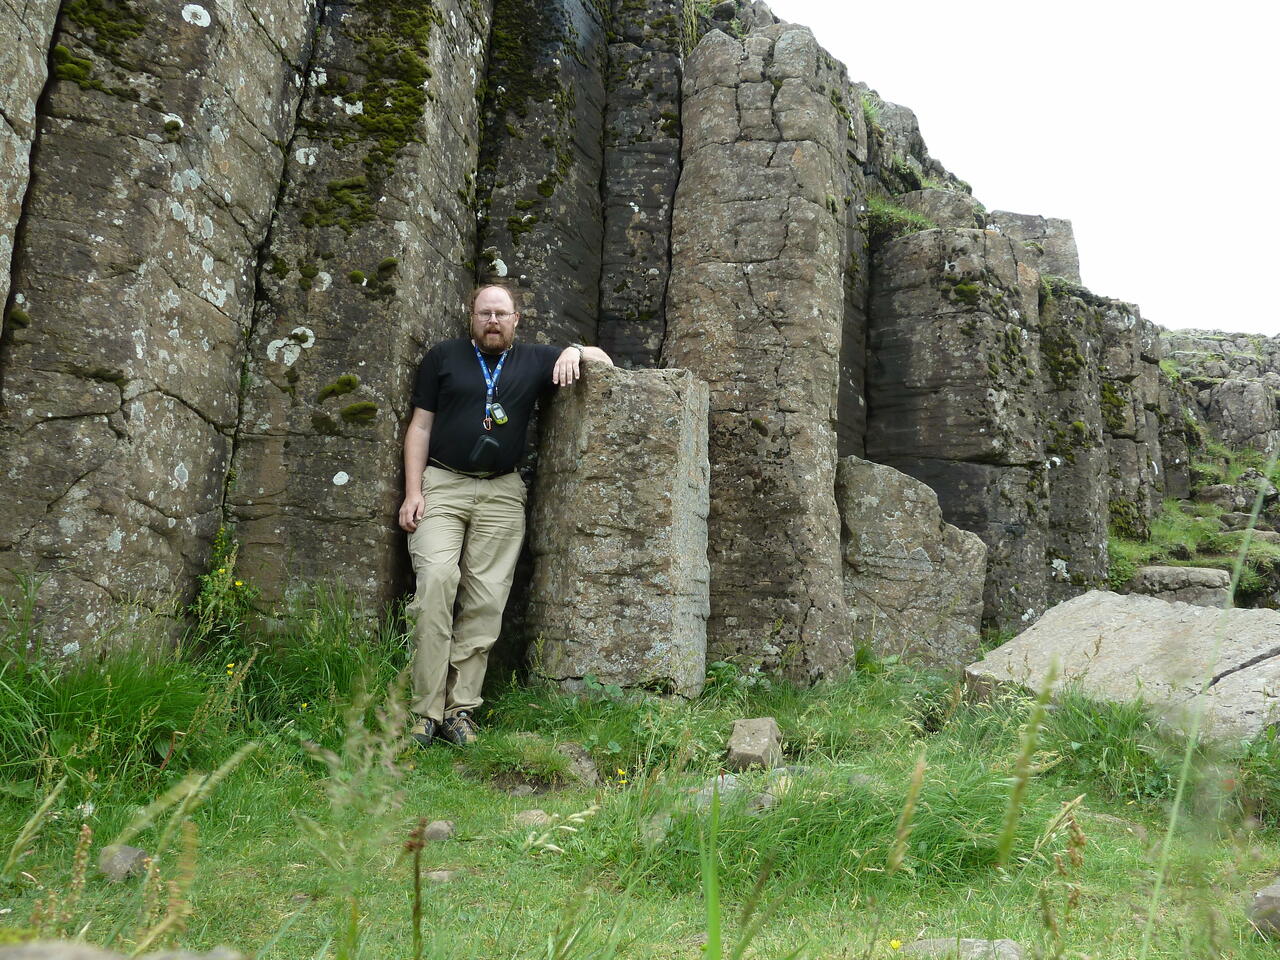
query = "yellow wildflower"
xmin=890 ymin=941 xmax=903 ymax=951
xmin=234 ymin=580 xmax=243 ymax=587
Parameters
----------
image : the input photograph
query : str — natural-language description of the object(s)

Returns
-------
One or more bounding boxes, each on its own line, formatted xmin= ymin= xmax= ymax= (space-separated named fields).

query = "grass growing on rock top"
xmin=3 ymin=551 xmax=1280 ymax=957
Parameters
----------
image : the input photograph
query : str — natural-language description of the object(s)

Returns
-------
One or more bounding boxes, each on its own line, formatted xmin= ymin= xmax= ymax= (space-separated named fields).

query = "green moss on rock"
xmin=317 ymin=374 xmax=360 ymax=402
xmin=340 ymin=401 xmax=379 ymax=424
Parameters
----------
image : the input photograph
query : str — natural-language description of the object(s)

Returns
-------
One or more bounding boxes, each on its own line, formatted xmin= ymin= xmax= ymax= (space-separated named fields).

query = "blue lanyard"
xmin=472 ymin=342 xmax=507 ymax=420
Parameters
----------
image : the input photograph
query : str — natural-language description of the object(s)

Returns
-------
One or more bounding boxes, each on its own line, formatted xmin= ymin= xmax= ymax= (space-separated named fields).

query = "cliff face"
xmin=0 ymin=0 xmax=1267 ymax=665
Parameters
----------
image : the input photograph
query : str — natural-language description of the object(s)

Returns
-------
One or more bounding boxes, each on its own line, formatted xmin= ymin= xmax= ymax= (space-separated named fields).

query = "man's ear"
xmin=511 ymin=313 xmax=519 ymax=328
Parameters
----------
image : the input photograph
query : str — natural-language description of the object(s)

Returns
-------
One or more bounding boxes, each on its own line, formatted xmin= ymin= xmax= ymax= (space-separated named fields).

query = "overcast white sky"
xmin=767 ymin=0 xmax=1279 ymax=337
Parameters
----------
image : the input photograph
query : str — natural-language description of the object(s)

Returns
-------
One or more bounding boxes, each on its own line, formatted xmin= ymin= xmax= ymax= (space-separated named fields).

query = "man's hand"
xmin=552 ymin=346 xmax=582 ymax=386
xmin=399 ymin=491 xmax=426 ymax=532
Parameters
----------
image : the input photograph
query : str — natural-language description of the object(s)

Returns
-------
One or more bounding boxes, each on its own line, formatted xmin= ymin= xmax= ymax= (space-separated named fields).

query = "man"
xmin=398 ymin=280 xmax=612 ymax=746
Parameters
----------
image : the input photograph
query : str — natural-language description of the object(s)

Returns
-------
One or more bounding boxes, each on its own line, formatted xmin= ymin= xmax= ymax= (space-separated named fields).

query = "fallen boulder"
xmin=966 ymin=591 xmax=1280 ymax=741
xmin=1126 ymin=566 xmax=1231 ymax=607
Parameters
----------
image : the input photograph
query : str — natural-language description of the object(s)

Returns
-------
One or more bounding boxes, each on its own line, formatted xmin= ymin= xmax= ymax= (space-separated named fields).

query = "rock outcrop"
xmin=475 ymin=0 xmax=607 ymax=345
xmin=967 ymin=591 xmax=1280 ymax=741
xmin=0 ymin=0 xmax=316 ymax=647
xmin=226 ymin=0 xmax=493 ymax=611
xmin=1126 ymin=566 xmax=1231 ymax=607
xmin=835 ymin=456 xmax=985 ymax=666
xmin=1165 ymin=329 xmax=1280 ymax=456
xmin=662 ymin=25 xmax=853 ymax=679
xmin=596 ymin=0 xmax=683 ymax=368
xmin=0 ymin=0 xmax=59 ymax=330
xmin=867 ymin=228 xmax=1046 ymax=629
xmin=528 ymin=362 xmax=709 ymax=697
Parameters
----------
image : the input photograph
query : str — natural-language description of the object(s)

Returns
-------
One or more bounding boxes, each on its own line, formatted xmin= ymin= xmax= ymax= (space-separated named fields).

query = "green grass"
xmin=5 ymin=540 xmax=1280 ymax=957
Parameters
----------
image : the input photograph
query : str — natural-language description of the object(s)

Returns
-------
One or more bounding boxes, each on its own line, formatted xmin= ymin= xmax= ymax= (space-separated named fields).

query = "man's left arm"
xmin=552 ymin=344 xmax=613 ymax=386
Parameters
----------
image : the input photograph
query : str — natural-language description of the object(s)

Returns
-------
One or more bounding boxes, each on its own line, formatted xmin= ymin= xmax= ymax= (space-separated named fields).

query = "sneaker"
xmin=439 ymin=711 xmax=478 ymax=746
xmin=409 ymin=716 xmax=436 ymax=747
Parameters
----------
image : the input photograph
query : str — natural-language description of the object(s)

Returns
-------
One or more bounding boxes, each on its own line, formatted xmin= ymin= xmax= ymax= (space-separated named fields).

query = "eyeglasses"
xmin=473 ymin=310 xmax=515 ymax=321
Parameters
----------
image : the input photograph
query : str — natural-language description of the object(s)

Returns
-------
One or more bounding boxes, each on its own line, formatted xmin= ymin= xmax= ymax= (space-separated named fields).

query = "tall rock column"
xmin=227 ymin=0 xmax=493 ymax=610
xmin=1039 ymin=283 xmax=1108 ymax=603
xmin=1099 ymin=297 xmax=1165 ymax=539
xmin=0 ymin=0 xmax=316 ymax=650
xmin=662 ymin=26 xmax=852 ymax=680
xmin=475 ymin=0 xmax=607 ymax=345
xmin=528 ymin=363 xmax=709 ymax=696
xmin=866 ymin=228 xmax=1047 ymax=629
xmin=0 ymin=0 xmax=60 ymax=328
xmin=596 ymin=0 xmax=683 ymax=368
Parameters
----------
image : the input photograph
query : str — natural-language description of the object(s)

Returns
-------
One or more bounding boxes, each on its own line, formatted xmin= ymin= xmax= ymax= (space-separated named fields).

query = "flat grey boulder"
xmin=0 ymin=947 xmax=241 ymax=959
xmin=966 ymin=591 xmax=1280 ymax=741
xmin=1126 ymin=565 xmax=1231 ymax=607
xmin=836 ymin=456 xmax=986 ymax=667
xmin=901 ymin=939 xmax=1024 ymax=960
xmin=725 ymin=718 xmax=783 ymax=770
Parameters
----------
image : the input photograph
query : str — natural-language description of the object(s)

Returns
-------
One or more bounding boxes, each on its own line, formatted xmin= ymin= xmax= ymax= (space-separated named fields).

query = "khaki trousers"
xmin=406 ymin=466 xmax=527 ymax=720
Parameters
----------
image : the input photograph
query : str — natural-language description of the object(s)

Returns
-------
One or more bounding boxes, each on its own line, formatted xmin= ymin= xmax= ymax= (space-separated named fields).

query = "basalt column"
xmin=475 ymin=0 xmax=607 ymax=345
xmin=1099 ymin=297 xmax=1165 ymax=539
xmin=0 ymin=0 xmax=60 ymax=327
xmin=529 ymin=363 xmax=710 ymax=696
xmin=227 ymin=0 xmax=494 ymax=610
xmin=662 ymin=26 xmax=852 ymax=681
xmin=1039 ymin=284 xmax=1108 ymax=603
xmin=867 ymin=228 xmax=1047 ymax=629
xmin=0 ymin=0 xmax=315 ymax=651
xmin=596 ymin=0 xmax=683 ymax=368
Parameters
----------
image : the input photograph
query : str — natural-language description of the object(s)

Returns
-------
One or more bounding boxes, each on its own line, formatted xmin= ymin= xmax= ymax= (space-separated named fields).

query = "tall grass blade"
xmin=1 ymin=775 xmax=66 ymax=883
xmin=996 ymin=662 xmax=1058 ymax=867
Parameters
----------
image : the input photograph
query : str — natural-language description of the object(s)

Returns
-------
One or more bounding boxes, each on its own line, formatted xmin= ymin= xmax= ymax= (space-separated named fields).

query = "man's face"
xmin=470 ymin=286 xmax=519 ymax=353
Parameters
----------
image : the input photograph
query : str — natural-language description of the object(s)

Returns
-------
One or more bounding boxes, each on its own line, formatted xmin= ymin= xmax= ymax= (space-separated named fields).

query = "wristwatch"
xmin=570 ymin=343 xmax=586 ymax=357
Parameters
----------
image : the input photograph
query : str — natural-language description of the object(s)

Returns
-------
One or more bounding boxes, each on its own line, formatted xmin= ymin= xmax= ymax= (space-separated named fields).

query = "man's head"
xmin=469 ymin=281 xmax=520 ymax=354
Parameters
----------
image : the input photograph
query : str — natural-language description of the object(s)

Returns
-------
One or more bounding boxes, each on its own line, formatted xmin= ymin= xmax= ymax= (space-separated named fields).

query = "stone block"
xmin=895 ymin=189 xmax=984 ymax=229
xmin=967 ymin=591 xmax=1280 ymax=742
xmin=528 ymin=362 xmax=709 ymax=697
xmin=99 ymin=844 xmax=149 ymax=882
xmin=835 ymin=456 xmax=985 ymax=667
xmin=1251 ymin=880 xmax=1280 ymax=936
xmin=986 ymin=209 xmax=1080 ymax=283
xmin=1127 ymin=566 xmax=1231 ymax=607
xmin=662 ymin=25 xmax=854 ymax=680
xmin=725 ymin=717 xmax=783 ymax=770
xmin=901 ymin=940 xmax=1024 ymax=960
xmin=423 ymin=820 xmax=456 ymax=842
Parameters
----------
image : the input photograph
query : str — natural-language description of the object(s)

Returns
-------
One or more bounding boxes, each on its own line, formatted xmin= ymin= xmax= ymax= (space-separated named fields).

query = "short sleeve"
xmin=411 ymin=348 xmax=441 ymax=411
xmin=534 ymin=344 xmax=562 ymax=385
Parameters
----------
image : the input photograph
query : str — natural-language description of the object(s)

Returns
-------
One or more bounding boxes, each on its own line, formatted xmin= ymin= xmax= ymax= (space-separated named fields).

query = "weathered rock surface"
xmin=423 ymin=820 xmax=456 ymax=842
xmin=98 ymin=843 xmax=149 ymax=881
xmin=226 ymin=0 xmax=493 ymax=611
xmin=513 ymin=809 xmax=552 ymax=828
xmin=0 ymin=0 xmax=59 ymax=329
xmin=1126 ymin=566 xmax=1231 ymax=607
xmin=986 ymin=210 xmax=1080 ymax=283
xmin=1039 ymin=284 xmax=1109 ymax=603
xmin=835 ymin=456 xmax=985 ymax=665
xmin=528 ymin=362 xmax=709 ymax=697
xmin=597 ymin=0 xmax=682 ymax=368
xmin=476 ymin=0 xmax=607 ymax=345
xmin=967 ymin=591 xmax=1280 ymax=741
xmin=724 ymin=717 xmax=783 ymax=770
xmin=1165 ymin=329 xmax=1280 ymax=456
xmin=0 ymin=0 xmax=316 ymax=650
xmin=1096 ymin=293 xmax=1166 ymax=540
xmin=867 ymin=227 xmax=1046 ymax=629
xmin=662 ymin=25 xmax=854 ymax=679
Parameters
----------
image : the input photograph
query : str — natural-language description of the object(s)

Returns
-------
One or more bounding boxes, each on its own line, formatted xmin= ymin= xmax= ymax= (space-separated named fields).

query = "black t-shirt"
xmin=412 ymin=337 xmax=561 ymax=474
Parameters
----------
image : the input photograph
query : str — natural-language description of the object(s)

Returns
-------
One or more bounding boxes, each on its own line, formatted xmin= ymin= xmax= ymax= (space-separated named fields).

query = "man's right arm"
xmin=399 ymin=407 xmax=434 ymax=533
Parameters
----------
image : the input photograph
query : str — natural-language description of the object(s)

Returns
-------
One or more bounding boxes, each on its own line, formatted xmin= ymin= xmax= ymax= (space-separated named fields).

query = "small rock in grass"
xmin=423 ymin=820 xmax=455 ymax=842
xmin=725 ymin=717 xmax=782 ymax=770
xmin=642 ymin=812 xmax=672 ymax=844
xmin=1250 ymin=880 xmax=1280 ymax=935
xmin=99 ymin=843 xmax=149 ymax=881
xmin=514 ymin=809 xmax=553 ymax=828
xmin=901 ymin=939 xmax=1024 ymax=960
xmin=508 ymin=783 xmax=536 ymax=798
xmin=554 ymin=741 xmax=601 ymax=786
xmin=691 ymin=772 xmax=745 ymax=808
xmin=425 ymin=869 xmax=458 ymax=884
